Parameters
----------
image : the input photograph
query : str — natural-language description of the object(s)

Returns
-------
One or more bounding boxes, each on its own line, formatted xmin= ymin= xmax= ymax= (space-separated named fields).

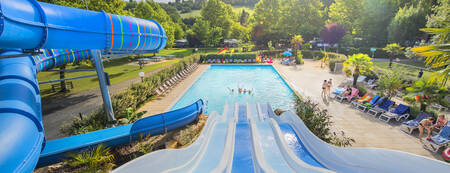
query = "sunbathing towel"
xmin=428 ymin=125 xmax=450 ymax=144
xmin=332 ymin=88 xmax=346 ymax=95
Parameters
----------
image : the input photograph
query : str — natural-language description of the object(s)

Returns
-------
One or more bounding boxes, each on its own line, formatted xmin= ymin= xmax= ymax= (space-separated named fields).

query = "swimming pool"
xmin=171 ymin=65 xmax=295 ymax=114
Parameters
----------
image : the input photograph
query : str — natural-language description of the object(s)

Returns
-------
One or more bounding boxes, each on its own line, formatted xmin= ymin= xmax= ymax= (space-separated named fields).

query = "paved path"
xmin=137 ymin=65 xmax=210 ymax=116
xmin=42 ymin=63 xmax=175 ymax=140
xmin=273 ymin=59 xmax=440 ymax=159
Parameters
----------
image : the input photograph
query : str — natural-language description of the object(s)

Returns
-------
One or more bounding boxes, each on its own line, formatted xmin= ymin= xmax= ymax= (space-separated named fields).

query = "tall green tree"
xmin=201 ymin=0 xmax=236 ymax=38
xmin=359 ymin=0 xmax=397 ymax=46
xmin=383 ymin=43 xmax=404 ymax=68
xmin=252 ymin=0 xmax=282 ymax=47
xmin=343 ymin=53 xmax=374 ymax=87
xmin=327 ymin=0 xmax=362 ymax=35
xmin=387 ymin=5 xmax=426 ymax=44
xmin=132 ymin=1 xmax=179 ymax=47
xmin=279 ymin=0 xmax=325 ymax=40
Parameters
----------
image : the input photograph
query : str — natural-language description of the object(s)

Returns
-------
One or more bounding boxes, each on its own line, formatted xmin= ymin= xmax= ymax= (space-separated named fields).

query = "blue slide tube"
xmin=0 ymin=0 xmax=167 ymax=52
xmin=0 ymin=50 xmax=45 ymax=173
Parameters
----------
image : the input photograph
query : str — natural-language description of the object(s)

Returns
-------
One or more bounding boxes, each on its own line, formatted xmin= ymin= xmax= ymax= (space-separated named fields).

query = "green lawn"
xmin=38 ymin=58 xmax=180 ymax=98
xmin=372 ymin=61 xmax=433 ymax=81
xmin=180 ymin=10 xmax=201 ymax=18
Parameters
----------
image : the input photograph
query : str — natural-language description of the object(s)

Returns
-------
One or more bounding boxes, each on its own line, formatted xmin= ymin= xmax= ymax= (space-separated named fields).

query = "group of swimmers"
xmin=228 ymin=87 xmax=253 ymax=94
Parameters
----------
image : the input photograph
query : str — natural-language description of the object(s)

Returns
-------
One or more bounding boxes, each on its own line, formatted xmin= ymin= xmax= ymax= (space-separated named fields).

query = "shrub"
xmin=296 ymin=51 xmax=304 ymax=64
xmin=376 ymin=71 xmax=403 ymax=99
xmin=293 ymin=96 xmax=355 ymax=147
xmin=65 ymin=144 xmax=115 ymax=172
xmin=259 ymin=50 xmax=284 ymax=57
xmin=328 ymin=56 xmax=347 ymax=72
xmin=199 ymin=53 xmax=256 ymax=63
xmin=356 ymin=85 xmax=368 ymax=96
xmin=302 ymin=50 xmax=325 ymax=59
xmin=409 ymin=105 xmax=421 ymax=119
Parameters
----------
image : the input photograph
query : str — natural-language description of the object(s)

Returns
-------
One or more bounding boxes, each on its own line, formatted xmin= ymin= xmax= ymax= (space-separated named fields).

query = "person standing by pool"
xmin=322 ymin=80 xmax=328 ymax=97
xmin=327 ymin=79 xmax=332 ymax=97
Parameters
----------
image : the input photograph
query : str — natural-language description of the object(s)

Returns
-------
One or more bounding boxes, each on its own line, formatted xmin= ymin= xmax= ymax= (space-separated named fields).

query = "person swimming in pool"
xmin=238 ymin=88 xmax=243 ymax=93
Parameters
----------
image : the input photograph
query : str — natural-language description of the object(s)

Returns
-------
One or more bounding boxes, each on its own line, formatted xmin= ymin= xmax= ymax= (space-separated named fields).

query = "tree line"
xmin=39 ymin=0 xmax=448 ymax=49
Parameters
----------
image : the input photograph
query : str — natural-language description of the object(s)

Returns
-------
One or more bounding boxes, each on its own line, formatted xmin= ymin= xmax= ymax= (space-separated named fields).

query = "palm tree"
xmin=66 ymin=144 xmax=115 ymax=172
xmin=411 ymin=23 xmax=449 ymax=86
xmin=407 ymin=77 xmax=447 ymax=111
xmin=291 ymin=34 xmax=304 ymax=59
xmin=382 ymin=43 xmax=404 ymax=68
xmin=343 ymin=53 xmax=373 ymax=87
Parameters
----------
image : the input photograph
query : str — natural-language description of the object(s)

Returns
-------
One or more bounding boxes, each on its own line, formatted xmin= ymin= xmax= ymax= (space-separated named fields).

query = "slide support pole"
xmin=91 ymin=50 xmax=115 ymax=121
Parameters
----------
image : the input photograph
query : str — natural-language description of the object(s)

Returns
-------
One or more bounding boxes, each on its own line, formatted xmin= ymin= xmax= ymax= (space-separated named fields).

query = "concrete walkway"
xmin=137 ymin=65 xmax=210 ymax=116
xmin=42 ymin=62 xmax=176 ymax=140
xmin=273 ymin=59 xmax=439 ymax=159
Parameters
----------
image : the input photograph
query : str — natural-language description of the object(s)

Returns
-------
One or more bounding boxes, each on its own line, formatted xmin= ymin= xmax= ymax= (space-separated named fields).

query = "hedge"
xmin=302 ymin=50 xmax=325 ymax=59
xmin=61 ymin=55 xmax=200 ymax=135
xmin=325 ymin=47 xmax=407 ymax=59
xmin=259 ymin=50 xmax=284 ymax=57
xmin=328 ymin=55 xmax=347 ymax=72
xmin=200 ymin=53 xmax=257 ymax=63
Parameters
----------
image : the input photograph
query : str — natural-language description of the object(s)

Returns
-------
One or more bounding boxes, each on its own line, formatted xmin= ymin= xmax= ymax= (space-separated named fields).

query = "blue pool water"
xmin=171 ymin=65 xmax=295 ymax=114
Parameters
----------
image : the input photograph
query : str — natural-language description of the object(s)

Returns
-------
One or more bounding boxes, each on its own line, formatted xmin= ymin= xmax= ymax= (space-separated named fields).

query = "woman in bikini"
xmin=321 ymin=80 xmax=327 ymax=97
xmin=327 ymin=79 xmax=332 ymax=97
xmin=433 ymin=115 xmax=448 ymax=131
xmin=418 ymin=117 xmax=435 ymax=140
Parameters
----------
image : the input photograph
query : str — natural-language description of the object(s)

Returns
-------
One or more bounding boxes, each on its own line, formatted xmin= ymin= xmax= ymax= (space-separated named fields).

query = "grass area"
xmin=395 ymin=61 xmax=427 ymax=68
xmin=38 ymin=58 xmax=180 ymax=98
xmin=180 ymin=10 xmax=201 ymax=18
xmin=372 ymin=61 xmax=433 ymax=81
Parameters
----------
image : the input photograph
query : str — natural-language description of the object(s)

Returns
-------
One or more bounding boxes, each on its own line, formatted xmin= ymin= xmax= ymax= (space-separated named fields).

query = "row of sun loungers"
xmin=154 ymin=63 xmax=198 ymax=95
xmin=336 ymin=91 xmax=449 ymax=153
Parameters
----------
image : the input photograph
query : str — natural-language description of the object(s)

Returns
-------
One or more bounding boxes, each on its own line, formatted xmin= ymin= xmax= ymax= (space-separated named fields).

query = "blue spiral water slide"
xmin=0 ymin=1 xmax=205 ymax=172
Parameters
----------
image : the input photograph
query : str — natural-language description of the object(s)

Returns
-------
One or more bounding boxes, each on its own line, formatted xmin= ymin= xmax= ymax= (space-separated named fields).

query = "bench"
xmin=51 ymin=81 xmax=74 ymax=92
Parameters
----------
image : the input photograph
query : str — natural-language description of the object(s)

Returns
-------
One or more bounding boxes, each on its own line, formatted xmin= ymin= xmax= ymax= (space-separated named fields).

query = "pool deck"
xmin=273 ymin=59 xmax=440 ymax=160
xmin=139 ymin=61 xmax=440 ymax=160
xmin=137 ymin=64 xmax=210 ymax=116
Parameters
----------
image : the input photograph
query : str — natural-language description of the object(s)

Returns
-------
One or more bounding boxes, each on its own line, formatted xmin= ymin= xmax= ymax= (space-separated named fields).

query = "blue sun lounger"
xmin=378 ymin=104 xmax=410 ymax=123
xmin=423 ymin=123 xmax=450 ymax=153
xmin=401 ymin=112 xmax=433 ymax=134
xmin=367 ymin=99 xmax=395 ymax=117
